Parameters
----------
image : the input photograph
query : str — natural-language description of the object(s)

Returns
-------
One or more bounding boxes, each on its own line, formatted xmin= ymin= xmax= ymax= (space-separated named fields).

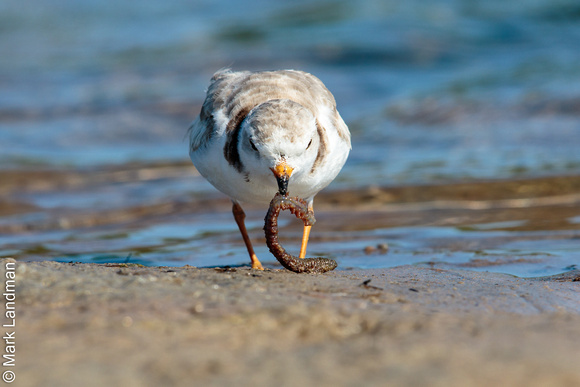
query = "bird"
xmin=188 ymin=69 xmax=351 ymax=270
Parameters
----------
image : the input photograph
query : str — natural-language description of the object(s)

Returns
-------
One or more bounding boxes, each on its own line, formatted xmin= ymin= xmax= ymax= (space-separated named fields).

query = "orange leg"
xmin=298 ymin=203 xmax=314 ymax=259
xmin=232 ymin=202 xmax=264 ymax=270
xmin=299 ymin=225 xmax=312 ymax=258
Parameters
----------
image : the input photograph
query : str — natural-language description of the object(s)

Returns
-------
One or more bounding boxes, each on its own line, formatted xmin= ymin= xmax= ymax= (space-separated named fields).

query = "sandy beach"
xmin=10 ymin=259 xmax=579 ymax=387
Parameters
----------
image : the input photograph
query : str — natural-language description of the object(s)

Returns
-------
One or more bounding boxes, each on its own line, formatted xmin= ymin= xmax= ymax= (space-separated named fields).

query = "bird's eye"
xmin=249 ymin=138 xmax=258 ymax=151
xmin=306 ymin=139 xmax=313 ymax=150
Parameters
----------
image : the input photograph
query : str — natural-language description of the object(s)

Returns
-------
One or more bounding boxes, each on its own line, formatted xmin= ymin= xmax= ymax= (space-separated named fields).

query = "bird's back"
xmin=189 ymin=69 xmax=350 ymax=152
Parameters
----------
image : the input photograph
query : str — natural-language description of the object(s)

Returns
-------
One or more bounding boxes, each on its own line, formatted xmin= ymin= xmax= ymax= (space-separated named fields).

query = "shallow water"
xmin=1 ymin=0 xmax=579 ymax=276
xmin=8 ymin=206 xmax=580 ymax=278
xmin=3 ymin=170 xmax=578 ymax=278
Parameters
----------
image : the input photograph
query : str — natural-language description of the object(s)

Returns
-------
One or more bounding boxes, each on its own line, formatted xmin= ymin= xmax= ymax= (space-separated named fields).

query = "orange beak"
xmin=271 ymin=161 xmax=293 ymax=196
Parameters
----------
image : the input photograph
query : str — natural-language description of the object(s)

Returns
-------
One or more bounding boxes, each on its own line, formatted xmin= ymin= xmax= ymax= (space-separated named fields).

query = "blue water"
xmin=2 ymin=0 xmax=580 ymax=183
xmin=1 ymin=0 xmax=580 ymax=275
xmin=42 ymin=220 xmax=579 ymax=278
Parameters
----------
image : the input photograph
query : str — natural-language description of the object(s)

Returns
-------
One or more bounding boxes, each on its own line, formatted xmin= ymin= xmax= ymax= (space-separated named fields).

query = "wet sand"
xmin=3 ymin=167 xmax=580 ymax=274
xmin=3 ymin=165 xmax=580 ymax=235
xmin=10 ymin=259 xmax=580 ymax=387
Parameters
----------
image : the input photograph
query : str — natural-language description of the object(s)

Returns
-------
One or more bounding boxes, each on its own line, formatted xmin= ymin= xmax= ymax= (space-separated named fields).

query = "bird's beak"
xmin=271 ymin=161 xmax=294 ymax=196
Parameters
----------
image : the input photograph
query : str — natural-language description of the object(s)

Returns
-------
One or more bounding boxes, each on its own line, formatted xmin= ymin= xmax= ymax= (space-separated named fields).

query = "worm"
xmin=264 ymin=193 xmax=338 ymax=273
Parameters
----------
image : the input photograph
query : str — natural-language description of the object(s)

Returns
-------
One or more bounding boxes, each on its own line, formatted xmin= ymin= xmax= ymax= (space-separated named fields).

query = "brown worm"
xmin=264 ymin=193 xmax=338 ymax=273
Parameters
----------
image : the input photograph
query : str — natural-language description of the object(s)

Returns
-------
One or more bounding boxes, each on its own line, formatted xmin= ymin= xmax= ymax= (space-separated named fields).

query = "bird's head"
xmin=239 ymin=99 xmax=319 ymax=196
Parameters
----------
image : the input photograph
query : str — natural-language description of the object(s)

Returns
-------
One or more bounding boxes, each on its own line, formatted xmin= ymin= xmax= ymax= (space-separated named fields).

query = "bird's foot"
xmin=251 ymin=254 xmax=264 ymax=270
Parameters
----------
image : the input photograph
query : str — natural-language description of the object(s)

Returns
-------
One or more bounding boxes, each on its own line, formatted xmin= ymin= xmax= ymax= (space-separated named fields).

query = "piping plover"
xmin=189 ymin=69 xmax=351 ymax=270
